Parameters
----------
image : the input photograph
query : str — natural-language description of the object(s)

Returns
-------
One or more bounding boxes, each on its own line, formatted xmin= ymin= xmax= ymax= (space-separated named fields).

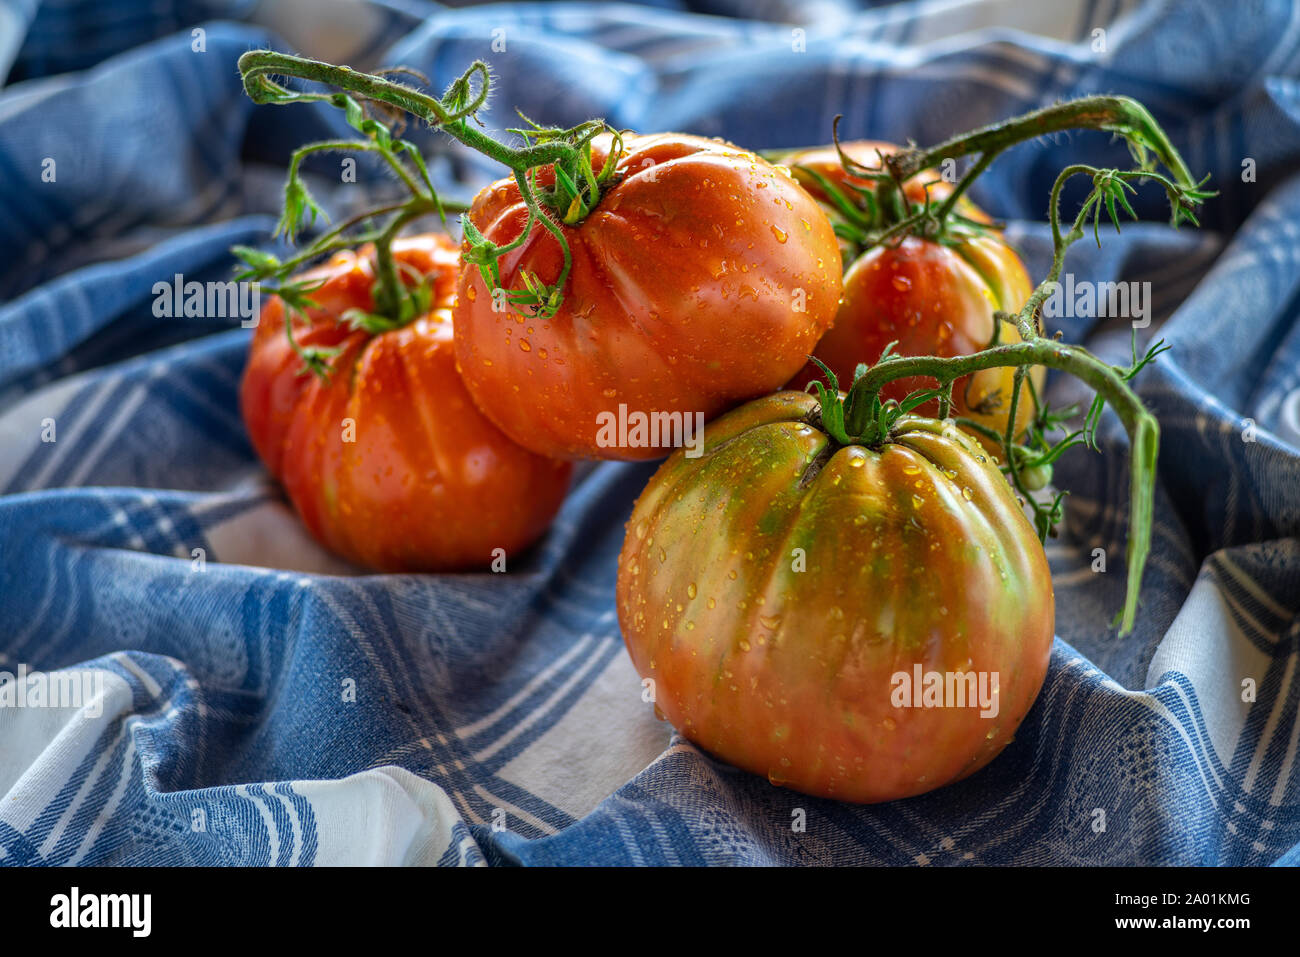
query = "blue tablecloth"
xmin=2 ymin=0 xmax=1299 ymax=866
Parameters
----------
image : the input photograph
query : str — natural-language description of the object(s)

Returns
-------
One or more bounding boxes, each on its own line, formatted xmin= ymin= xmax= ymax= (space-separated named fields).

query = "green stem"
xmin=238 ymin=50 xmax=612 ymax=318
xmin=371 ymin=203 xmax=433 ymax=318
xmin=239 ymin=52 xmax=564 ymax=173
xmin=888 ymin=95 xmax=1194 ymax=189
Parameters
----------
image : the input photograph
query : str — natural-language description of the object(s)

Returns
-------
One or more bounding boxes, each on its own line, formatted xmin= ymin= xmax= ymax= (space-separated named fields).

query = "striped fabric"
xmin=1 ymin=0 xmax=1299 ymax=865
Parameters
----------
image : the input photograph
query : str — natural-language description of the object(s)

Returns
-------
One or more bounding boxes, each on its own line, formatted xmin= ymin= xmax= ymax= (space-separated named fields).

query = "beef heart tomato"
xmin=452 ymin=133 xmax=843 ymax=461
xmin=241 ymin=234 xmax=572 ymax=572
xmin=786 ymin=141 xmax=1040 ymax=445
xmin=616 ymin=390 xmax=1054 ymax=803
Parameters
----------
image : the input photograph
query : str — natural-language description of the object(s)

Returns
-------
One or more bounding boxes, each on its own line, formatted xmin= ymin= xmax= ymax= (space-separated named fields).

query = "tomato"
xmin=452 ymin=133 xmax=843 ymax=461
xmin=786 ymin=141 xmax=1040 ymax=446
xmin=616 ymin=390 xmax=1054 ymax=803
xmin=241 ymin=234 xmax=573 ymax=572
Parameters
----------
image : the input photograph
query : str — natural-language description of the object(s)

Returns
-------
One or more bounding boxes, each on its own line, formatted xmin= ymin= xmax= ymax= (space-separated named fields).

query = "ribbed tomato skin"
xmin=452 ymin=133 xmax=843 ymax=461
xmin=241 ymin=234 xmax=572 ymax=572
xmin=616 ymin=391 xmax=1054 ymax=803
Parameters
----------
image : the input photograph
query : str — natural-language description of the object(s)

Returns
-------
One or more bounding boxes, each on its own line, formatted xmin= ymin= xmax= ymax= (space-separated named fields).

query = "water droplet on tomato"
xmin=518 ymin=339 xmax=531 ymax=352
xmin=687 ymin=582 xmax=698 ymax=599
xmin=962 ymin=487 xmax=974 ymax=500
xmin=892 ymin=275 xmax=912 ymax=292
xmin=770 ymin=225 xmax=787 ymax=243
xmin=912 ymin=494 xmax=925 ymax=508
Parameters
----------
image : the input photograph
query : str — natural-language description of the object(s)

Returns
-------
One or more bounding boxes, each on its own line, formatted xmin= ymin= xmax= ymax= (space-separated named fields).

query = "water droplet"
xmin=739 ymin=639 xmax=751 ymax=651
xmin=912 ymin=494 xmax=925 ymax=508
xmin=658 ymin=547 xmax=667 ymax=563
xmin=892 ymin=275 xmax=912 ymax=292
xmin=687 ymin=583 xmax=698 ymax=600
xmin=707 ymin=597 xmax=717 ymax=609
xmin=962 ymin=487 xmax=974 ymax=500
xmin=770 ymin=224 xmax=787 ymax=243
xmin=903 ymin=465 xmax=922 ymax=475
xmin=518 ymin=339 xmax=531 ymax=352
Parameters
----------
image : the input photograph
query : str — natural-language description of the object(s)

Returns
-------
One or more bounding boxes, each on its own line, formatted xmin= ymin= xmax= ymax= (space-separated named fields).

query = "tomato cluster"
xmin=238 ymin=53 xmax=1198 ymax=806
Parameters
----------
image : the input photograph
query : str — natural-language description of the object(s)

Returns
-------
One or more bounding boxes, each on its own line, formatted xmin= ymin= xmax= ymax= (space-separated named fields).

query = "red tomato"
xmin=617 ymin=391 xmax=1054 ymax=803
xmin=452 ymin=133 xmax=843 ymax=461
xmin=241 ymin=234 xmax=573 ymax=572
xmin=786 ymin=141 xmax=1039 ymax=445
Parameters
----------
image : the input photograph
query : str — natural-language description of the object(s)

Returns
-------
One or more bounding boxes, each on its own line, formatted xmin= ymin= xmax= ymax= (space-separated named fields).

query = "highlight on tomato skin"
xmin=240 ymin=233 xmax=574 ymax=573
xmin=452 ymin=132 xmax=845 ymax=462
xmin=616 ymin=390 xmax=1055 ymax=804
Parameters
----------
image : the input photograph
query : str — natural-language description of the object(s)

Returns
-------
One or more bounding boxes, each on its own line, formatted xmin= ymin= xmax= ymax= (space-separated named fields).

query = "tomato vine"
xmin=235 ymin=50 xmax=622 ymax=336
xmin=808 ymin=163 xmax=1212 ymax=635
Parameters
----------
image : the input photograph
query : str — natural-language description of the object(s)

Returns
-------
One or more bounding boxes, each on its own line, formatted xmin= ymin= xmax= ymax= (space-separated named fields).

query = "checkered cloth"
xmin=2 ymin=0 xmax=1299 ymax=865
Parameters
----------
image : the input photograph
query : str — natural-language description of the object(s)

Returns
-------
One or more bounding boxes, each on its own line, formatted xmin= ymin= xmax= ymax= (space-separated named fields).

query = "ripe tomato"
xmin=452 ymin=133 xmax=843 ymax=461
xmin=616 ymin=391 xmax=1054 ymax=803
xmin=241 ymin=234 xmax=573 ymax=572
xmin=786 ymin=141 xmax=1040 ymax=445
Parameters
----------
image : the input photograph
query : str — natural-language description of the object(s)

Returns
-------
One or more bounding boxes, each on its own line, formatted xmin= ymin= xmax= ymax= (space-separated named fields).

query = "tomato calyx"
xmin=508 ymin=116 xmax=625 ymax=225
xmin=805 ymin=349 xmax=947 ymax=452
xmin=789 ymin=118 xmax=996 ymax=260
